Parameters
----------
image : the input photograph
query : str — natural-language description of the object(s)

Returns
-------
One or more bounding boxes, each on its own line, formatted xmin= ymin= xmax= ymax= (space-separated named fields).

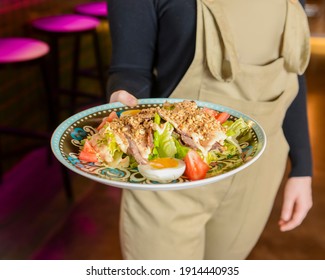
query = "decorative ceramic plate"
xmin=51 ymin=98 xmax=266 ymax=191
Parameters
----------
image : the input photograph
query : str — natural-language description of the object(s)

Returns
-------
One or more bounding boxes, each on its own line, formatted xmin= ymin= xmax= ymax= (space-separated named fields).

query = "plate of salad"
xmin=51 ymin=98 xmax=266 ymax=190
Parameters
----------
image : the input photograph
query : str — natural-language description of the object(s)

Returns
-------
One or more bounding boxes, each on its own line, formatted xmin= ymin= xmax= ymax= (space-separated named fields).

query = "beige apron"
xmin=120 ymin=0 xmax=310 ymax=260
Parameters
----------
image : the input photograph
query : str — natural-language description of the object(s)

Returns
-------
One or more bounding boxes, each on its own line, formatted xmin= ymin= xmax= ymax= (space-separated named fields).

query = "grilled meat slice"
xmin=180 ymin=134 xmax=197 ymax=150
xmin=125 ymin=135 xmax=148 ymax=165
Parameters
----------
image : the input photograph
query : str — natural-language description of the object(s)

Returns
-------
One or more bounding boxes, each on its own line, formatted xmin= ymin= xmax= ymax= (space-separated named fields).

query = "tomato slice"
xmin=203 ymin=108 xmax=230 ymax=124
xmin=215 ymin=112 xmax=230 ymax=124
xmin=203 ymin=107 xmax=218 ymax=117
xmin=184 ymin=150 xmax=209 ymax=180
xmin=78 ymin=140 xmax=98 ymax=162
xmin=107 ymin=111 xmax=118 ymax=122
xmin=97 ymin=111 xmax=119 ymax=130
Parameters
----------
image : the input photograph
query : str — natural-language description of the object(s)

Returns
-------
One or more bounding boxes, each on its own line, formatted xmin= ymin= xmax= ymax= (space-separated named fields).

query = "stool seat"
xmin=31 ymin=14 xmax=100 ymax=33
xmin=75 ymin=1 xmax=108 ymax=18
xmin=0 ymin=38 xmax=49 ymax=64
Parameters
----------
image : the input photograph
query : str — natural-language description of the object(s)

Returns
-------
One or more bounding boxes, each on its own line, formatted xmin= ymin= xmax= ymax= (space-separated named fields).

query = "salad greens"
xmin=147 ymin=116 xmax=251 ymax=166
xmin=81 ymin=106 xmax=253 ymax=170
xmin=151 ymin=121 xmax=177 ymax=160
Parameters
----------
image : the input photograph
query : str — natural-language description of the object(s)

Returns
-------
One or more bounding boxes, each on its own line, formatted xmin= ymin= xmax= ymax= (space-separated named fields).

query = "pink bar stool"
xmin=0 ymin=37 xmax=54 ymax=132
xmin=0 ymin=37 xmax=73 ymax=200
xmin=0 ymin=37 xmax=53 ymax=131
xmin=74 ymin=1 xmax=108 ymax=19
xmin=31 ymin=14 xmax=106 ymax=115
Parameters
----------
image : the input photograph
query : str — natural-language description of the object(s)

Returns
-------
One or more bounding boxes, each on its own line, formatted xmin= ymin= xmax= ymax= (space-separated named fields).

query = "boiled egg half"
xmin=138 ymin=158 xmax=186 ymax=182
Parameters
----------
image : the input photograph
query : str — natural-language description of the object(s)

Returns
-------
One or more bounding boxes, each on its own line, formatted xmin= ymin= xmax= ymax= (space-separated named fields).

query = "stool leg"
xmin=43 ymin=41 xmax=74 ymax=202
xmin=39 ymin=57 xmax=56 ymax=166
xmin=70 ymin=34 xmax=81 ymax=115
xmin=92 ymin=31 xmax=107 ymax=103
xmin=61 ymin=165 xmax=73 ymax=202
xmin=50 ymin=37 xmax=60 ymax=94
xmin=40 ymin=57 xmax=58 ymax=132
xmin=47 ymin=36 xmax=62 ymax=128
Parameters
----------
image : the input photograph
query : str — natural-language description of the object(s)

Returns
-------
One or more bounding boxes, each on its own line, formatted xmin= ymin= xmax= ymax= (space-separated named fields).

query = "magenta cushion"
xmin=31 ymin=14 xmax=100 ymax=33
xmin=75 ymin=1 xmax=108 ymax=18
xmin=0 ymin=38 xmax=49 ymax=63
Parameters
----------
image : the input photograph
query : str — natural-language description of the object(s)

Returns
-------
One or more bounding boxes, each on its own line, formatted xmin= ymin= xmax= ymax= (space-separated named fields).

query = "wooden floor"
xmin=1 ymin=4 xmax=325 ymax=260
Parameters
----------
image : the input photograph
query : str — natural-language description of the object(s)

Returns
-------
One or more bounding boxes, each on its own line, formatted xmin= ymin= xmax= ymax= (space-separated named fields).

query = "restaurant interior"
xmin=0 ymin=0 xmax=324 ymax=260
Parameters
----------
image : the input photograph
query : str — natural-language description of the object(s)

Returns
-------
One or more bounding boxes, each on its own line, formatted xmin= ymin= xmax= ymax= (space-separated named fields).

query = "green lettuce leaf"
xmin=207 ymin=141 xmax=239 ymax=163
xmin=224 ymin=118 xmax=252 ymax=153
xmin=174 ymin=138 xmax=190 ymax=160
xmin=150 ymin=122 xmax=177 ymax=159
xmin=94 ymin=129 xmax=124 ymax=165
xmin=225 ymin=117 xmax=251 ymax=141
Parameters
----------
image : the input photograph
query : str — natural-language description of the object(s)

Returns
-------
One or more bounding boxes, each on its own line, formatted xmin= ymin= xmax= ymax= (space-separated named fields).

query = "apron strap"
xmin=201 ymin=0 xmax=240 ymax=82
xmin=281 ymin=0 xmax=311 ymax=74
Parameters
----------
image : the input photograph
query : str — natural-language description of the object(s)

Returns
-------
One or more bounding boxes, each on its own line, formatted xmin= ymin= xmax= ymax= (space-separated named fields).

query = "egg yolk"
xmin=120 ymin=109 xmax=141 ymax=117
xmin=149 ymin=158 xmax=179 ymax=169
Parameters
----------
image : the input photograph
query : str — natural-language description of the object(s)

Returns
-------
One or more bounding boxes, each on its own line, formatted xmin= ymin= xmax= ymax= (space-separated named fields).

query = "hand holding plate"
xmin=109 ymin=90 xmax=138 ymax=107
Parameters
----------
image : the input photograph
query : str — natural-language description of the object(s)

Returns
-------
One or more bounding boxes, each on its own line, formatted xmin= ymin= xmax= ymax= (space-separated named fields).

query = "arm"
xmin=283 ymin=75 xmax=312 ymax=178
xmin=106 ymin=0 xmax=157 ymax=100
xmin=280 ymin=74 xmax=313 ymax=231
xmin=279 ymin=0 xmax=313 ymax=231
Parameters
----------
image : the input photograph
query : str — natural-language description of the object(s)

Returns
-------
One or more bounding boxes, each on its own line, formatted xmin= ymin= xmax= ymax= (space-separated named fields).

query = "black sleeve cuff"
xmin=106 ymin=70 xmax=153 ymax=101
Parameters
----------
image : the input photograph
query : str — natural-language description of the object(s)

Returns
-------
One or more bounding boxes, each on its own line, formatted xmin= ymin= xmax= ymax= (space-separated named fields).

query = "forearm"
xmin=106 ymin=0 xmax=157 ymax=98
xmin=283 ymin=75 xmax=313 ymax=177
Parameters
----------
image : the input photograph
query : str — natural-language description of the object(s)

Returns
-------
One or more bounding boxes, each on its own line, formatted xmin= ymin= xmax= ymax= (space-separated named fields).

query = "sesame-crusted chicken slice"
xmin=118 ymin=108 xmax=157 ymax=164
xmin=97 ymin=108 xmax=157 ymax=164
xmin=157 ymin=100 xmax=227 ymax=157
xmin=103 ymin=119 xmax=129 ymax=153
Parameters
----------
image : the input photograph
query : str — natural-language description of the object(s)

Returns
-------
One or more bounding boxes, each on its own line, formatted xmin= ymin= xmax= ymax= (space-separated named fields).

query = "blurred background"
xmin=0 ymin=0 xmax=324 ymax=260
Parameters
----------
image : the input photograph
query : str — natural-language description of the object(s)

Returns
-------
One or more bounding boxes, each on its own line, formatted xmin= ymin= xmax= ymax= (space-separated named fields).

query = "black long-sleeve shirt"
xmin=106 ymin=0 xmax=312 ymax=177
